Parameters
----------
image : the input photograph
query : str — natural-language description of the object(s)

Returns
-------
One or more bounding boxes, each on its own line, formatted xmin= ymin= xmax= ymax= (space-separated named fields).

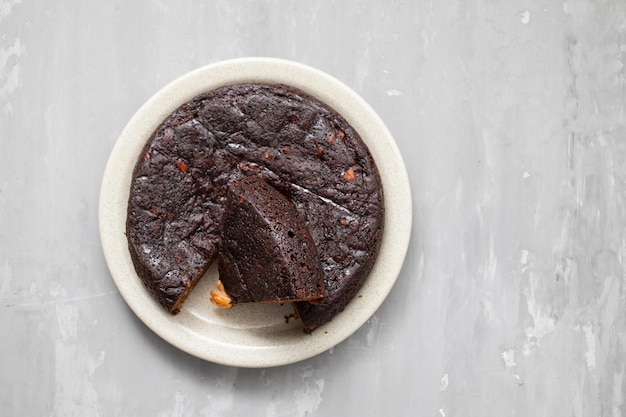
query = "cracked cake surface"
xmin=125 ymin=83 xmax=384 ymax=332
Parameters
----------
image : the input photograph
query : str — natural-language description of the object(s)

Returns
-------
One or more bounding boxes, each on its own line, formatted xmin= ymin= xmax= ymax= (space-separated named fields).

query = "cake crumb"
xmin=284 ymin=313 xmax=297 ymax=324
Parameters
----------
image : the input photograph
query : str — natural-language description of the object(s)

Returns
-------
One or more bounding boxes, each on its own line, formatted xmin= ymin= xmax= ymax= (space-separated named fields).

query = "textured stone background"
xmin=2 ymin=0 xmax=626 ymax=415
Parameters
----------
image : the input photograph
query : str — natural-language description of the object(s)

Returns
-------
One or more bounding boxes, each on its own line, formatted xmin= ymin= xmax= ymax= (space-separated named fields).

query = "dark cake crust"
xmin=126 ymin=83 xmax=384 ymax=331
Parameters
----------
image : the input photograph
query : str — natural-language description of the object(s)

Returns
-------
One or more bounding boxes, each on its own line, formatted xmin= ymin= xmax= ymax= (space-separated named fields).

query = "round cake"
xmin=125 ymin=83 xmax=384 ymax=333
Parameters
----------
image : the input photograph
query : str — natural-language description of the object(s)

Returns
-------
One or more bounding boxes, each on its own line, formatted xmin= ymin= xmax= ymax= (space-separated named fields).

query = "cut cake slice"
xmin=210 ymin=176 xmax=325 ymax=308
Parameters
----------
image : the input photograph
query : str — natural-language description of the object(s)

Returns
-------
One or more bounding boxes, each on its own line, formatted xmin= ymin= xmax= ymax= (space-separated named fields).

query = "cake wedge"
xmin=210 ymin=176 xmax=325 ymax=307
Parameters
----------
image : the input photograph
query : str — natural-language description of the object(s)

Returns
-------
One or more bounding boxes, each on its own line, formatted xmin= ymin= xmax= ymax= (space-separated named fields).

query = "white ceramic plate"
xmin=99 ymin=57 xmax=411 ymax=368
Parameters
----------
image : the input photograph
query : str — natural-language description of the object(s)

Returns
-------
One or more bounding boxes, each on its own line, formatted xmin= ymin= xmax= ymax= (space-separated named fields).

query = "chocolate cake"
xmin=126 ymin=83 xmax=384 ymax=332
xmin=210 ymin=176 xmax=325 ymax=307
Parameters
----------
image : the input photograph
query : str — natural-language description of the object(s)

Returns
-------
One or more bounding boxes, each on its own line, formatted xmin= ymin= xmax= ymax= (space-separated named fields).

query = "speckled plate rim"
xmin=98 ymin=57 xmax=412 ymax=368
